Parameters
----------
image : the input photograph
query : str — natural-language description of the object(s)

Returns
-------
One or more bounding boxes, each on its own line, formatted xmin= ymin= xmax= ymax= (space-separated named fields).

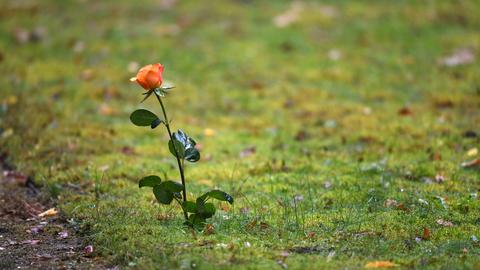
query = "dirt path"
xmin=0 ymin=154 xmax=107 ymax=270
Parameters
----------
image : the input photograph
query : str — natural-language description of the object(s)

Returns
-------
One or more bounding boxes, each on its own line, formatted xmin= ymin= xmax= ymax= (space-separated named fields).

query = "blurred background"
xmin=1 ymin=0 xmax=480 ymax=268
xmin=2 ymin=1 xmax=478 ymax=140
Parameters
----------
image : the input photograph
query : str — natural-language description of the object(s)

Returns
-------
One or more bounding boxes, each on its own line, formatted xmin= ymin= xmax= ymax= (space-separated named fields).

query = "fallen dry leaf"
xmin=398 ymin=107 xmax=413 ymax=116
xmin=1 ymin=128 xmax=14 ymax=139
xmin=80 ymin=69 xmax=94 ymax=81
xmin=58 ymin=231 xmax=69 ymax=239
xmin=294 ymin=194 xmax=304 ymax=202
xmin=203 ymin=153 xmax=213 ymax=161
xmin=28 ymin=224 xmax=45 ymax=234
xmin=358 ymin=136 xmax=377 ymax=144
xmin=240 ymin=146 xmax=256 ymax=158
xmin=324 ymin=181 xmax=333 ymax=189
xmin=159 ymin=0 xmax=177 ymax=10
xmin=198 ymin=179 xmax=213 ymax=187
xmin=14 ymin=26 xmax=47 ymax=44
xmin=365 ymin=261 xmax=398 ymax=268
xmin=103 ymin=86 xmax=121 ymax=99
xmin=467 ymin=148 xmax=478 ymax=157
xmin=127 ymin=61 xmax=140 ymax=73
xmin=3 ymin=170 xmax=28 ymax=185
xmin=99 ymin=165 xmax=110 ymax=172
xmin=260 ymin=222 xmax=270 ymax=230
xmin=273 ymin=1 xmax=304 ymax=28
xmin=283 ymin=99 xmax=294 ymax=108
xmin=203 ymin=128 xmax=216 ymax=137
xmin=328 ymin=49 xmax=342 ymax=61
xmin=72 ymin=40 xmax=85 ymax=53
xmin=203 ymin=224 xmax=215 ymax=235
xmin=239 ymin=207 xmax=250 ymax=215
xmin=194 ymin=143 xmax=203 ymax=151
xmin=396 ymin=203 xmax=409 ymax=211
xmin=294 ymin=130 xmax=309 ymax=141
xmin=14 ymin=28 xmax=30 ymax=44
xmin=219 ymin=203 xmax=230 ymax=212
xmin=384 ymin=199 xmax=398 ymax=208
xmin=3 ymin=95 xmax=18 ymax=105
xmin=461 ymin=158 xmax=480 ymax=169
xmin=36 ymin=254 xmax=53 ymax=261
xmin=7 ymin=239 xmax=17 ymax=245
xmin=98 ymin=103 xmax=116 ymax=116
xmin=436 ymin=219 xmax=454 ymax=227
xmin=280 ymin=251 xmax=290 ymax=258
xmin=277 ymin=259 xmax=288 ymax=269
xmin=423 ymin=227 xmax=431 ymax=240
xmin=250 ymin=80 xmax=264 ymax=91
xmin=306 ymin=231 xmax=316 ymax=239
xmin=434 ymin=99 xmax=454 ymax=109
xmin=245 ymin=219 xmax=257 ymax=230
xmin=430 ymin=152 xmax=442 ymax=161
xmin=439 ymin=48 xmax=475 ymax=67
xmin=317 ymin=4 xmax=338 ymax=18
xmin=38 ymin=208 xmax=58 ymax=217
xmin=434 ymin=174 xmax=446 ymax=183
xmin=155 ymin=24 xmax=181 ymax=36
xmin=21 ymin=239 xmax=40 ymax=245
xmin=363 ymin=107 xmax=372 ymax=115
xmin=121 ymin=146 xmax=135 ymax=155
xmin=84 ymin=245 xmax=94 ymax=254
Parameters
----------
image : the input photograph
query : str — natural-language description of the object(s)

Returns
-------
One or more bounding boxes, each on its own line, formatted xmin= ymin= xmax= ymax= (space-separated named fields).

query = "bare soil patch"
xmin=0 ymin=154 xmax=106 ymax=270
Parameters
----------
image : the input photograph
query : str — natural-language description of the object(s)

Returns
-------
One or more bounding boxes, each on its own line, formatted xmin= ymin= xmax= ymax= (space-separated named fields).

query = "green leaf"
xmin=161 ymin=181 xmax=184 ymax=193
xmin=150 ymin=118 xmax=163 ymax=129
xmin=185 ymin=148 xmax=200 ymax=162
xmin=172 ymin=130 xmax=200 ymax=163
xmin=153 ymin=185 xmax=173 ymax=204
xmin=203 ymin=203 xmax=216 ymax=217
xmin=196 ymin=195 xmax=207 ymax=204
xmin=130 ymin=109 xmax=159 ymax=127
xmin=173 ymin=192 xmax=182 ymax=199
xmin=140 ymin=90 xmax=154 ymax=103
xmin=160 ymin=84 xmax=175 ymax=90
xmin=207 ymin=190 xmax=234 ymax=204
xmin=168 ymin=138 xmax=185 ymax=159
xmin=182 ymin=201 xmax=197 ymax=213
xmin=187 ymin=214 xmax=206 ymax=230
xmin=198 ymin=202 xmax=216 ymax=218
xmin=139 ymin=175 xmax=161 ymax=188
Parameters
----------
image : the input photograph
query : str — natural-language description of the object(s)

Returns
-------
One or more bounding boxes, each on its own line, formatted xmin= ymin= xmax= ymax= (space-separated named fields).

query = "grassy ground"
xmin=1 ymin=0 xmax=480 ymax=269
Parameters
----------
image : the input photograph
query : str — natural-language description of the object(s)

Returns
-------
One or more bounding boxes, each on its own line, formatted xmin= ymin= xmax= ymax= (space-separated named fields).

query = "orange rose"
xmin=130 ymin=63 xmax=164 ymax=90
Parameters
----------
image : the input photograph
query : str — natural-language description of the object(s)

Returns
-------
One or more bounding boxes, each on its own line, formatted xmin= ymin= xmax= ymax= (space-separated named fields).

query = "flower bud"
xmin=130 ymin=63 xmax=164 ymax=90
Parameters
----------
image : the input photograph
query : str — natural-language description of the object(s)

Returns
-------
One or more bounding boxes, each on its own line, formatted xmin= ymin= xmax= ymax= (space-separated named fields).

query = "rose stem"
xmin=154 ymin=92 xmax=188 ymax=220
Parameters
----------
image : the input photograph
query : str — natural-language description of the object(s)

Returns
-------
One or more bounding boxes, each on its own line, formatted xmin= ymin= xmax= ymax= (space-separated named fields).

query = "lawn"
xmin=1 ymin=0 xmax=480 ymax=269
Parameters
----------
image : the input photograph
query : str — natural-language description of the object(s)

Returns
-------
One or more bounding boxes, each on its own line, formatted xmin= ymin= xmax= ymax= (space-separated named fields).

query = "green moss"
xmin=1 ymin=0 xmax=480 ymax=269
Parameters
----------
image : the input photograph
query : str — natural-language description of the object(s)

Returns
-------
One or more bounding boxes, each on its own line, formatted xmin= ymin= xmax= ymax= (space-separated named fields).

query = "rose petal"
xmin=38 ymin=208 xmax=58 ymax=217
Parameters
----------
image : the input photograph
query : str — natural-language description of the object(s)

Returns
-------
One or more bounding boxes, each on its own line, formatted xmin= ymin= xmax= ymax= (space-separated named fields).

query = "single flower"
xmin=130 ymin=63 xmax=164 ymax=90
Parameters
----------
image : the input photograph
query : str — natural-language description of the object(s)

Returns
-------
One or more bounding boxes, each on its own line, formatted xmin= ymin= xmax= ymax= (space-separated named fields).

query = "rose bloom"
xmin=130 ymin=63 xmax=164 ymax=90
